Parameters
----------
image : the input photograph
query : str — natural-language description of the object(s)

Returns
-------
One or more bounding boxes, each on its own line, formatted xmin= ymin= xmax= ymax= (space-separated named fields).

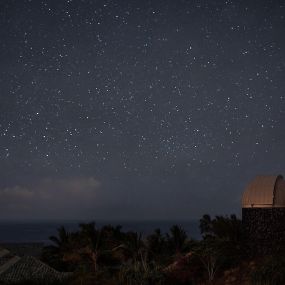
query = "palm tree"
xmin=101 ymin=224 xmax=124 ymax=248
xmin=78 ymin=222 xmax=104 ymax=273
xmin=42 ymin=226 xmax=74 ymax=270
xmin=146 ymin=229 xmax=166 ymax=262
xmin=115 ymin=231 xmax=165 ymax=285
xmin=114 ymin=232 xmax=146 ymax=266
xmin=48 ymin=226 xmax=70 ymax=252
xmin=166 ymin=225 xmax=188 ymax=256
xmin=200 ymin=214 xmax=213 ymax=238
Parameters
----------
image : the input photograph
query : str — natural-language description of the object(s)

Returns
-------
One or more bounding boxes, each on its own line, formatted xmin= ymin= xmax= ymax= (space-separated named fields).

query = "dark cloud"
xmin=0 ymin=177 xmax=100 ymax=219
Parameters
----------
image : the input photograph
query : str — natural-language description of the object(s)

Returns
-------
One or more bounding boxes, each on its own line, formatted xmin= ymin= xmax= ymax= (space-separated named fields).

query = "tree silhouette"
xmin=78 ymin=222 xmax=104 ymax=273
xmin=166 ymin=225 xmax=188 ymax=256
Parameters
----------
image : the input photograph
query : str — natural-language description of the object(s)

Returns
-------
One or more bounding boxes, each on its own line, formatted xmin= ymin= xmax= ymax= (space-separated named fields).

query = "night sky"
xmin=1 ymin=0 xmax=285 ymax=220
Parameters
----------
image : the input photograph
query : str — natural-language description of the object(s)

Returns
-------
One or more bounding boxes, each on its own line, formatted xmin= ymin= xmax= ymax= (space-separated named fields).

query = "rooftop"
xmin=0 ymin=248 xmax=70 ymax=284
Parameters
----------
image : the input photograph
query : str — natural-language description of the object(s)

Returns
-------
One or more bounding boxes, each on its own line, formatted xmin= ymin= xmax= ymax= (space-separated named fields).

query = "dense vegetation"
xmin=3 ymin=214 xmax=284 ymax=285
xmin=24 ymin=214 xmax=284 ymax=285
xmin=38 ymin=214 xmax=250 ymax=285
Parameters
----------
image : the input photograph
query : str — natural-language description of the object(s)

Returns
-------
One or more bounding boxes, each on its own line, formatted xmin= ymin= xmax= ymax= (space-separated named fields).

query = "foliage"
xmin=42 ymin=226 xmax=77 ymax=271
xmin=146 ymin=228 xmax=166 ymax=262
xmin=251 ymin=256 xmax=285 ymax=285
xmin=166 ymin=225 xmax=189 ymax=256
xmin=200 ymin=214 xmax=243 ymax=242
xmin=199 ymin=214 xmax=245 ymax=267
xmin=118 ymin=262 xmax=165 ymax=285
xmin=112 ymin=231 xmax=147 ymax=267
xmin=164 ymin=253 xmax=203 ymax=285
xmin=39 ymin=215 xmax=252 ymax=285
xmin=193 ymin=239 xmax=222 ymax=284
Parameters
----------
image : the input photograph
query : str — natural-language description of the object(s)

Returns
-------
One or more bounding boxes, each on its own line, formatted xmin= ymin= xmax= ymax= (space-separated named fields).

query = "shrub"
xmin=251 ymin=256 xmax=285 ymax=285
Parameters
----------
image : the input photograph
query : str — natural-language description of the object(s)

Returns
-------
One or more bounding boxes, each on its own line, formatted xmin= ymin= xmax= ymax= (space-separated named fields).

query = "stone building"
xmin=242 ymin=175 xmax=285 ymax=254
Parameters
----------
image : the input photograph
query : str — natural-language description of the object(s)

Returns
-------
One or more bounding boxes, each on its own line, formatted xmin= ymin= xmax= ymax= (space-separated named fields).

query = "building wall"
xmin=242 ymin=207 xmax=285 ymax=255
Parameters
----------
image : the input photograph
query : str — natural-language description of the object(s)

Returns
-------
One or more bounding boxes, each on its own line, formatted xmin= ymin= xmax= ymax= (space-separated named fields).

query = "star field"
xmin=0 ymin=0 xmax=285 ymax=220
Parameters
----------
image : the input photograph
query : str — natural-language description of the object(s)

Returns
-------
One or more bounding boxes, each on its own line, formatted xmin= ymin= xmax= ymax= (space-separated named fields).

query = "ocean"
xmin=0 ymin=220 xmax=200 ymax=244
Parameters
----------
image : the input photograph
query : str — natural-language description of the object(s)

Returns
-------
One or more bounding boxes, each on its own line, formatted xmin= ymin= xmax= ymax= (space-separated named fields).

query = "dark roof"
xmin=0 ymin=249 xmax=71 ymax=284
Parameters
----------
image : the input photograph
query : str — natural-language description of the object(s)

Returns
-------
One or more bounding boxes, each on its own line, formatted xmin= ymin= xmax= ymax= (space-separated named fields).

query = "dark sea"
xmin=0 ymin=220 xmax=200 ymax=244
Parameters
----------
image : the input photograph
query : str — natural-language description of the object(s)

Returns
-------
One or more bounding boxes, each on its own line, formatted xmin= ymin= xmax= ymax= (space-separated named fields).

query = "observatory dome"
xmin=242 ymin=175 xmax=285 ymax=208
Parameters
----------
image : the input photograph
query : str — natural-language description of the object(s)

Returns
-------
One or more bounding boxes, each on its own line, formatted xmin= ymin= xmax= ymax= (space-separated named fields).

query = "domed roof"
xmin=242 ymin=175 xmax=285 ymax=208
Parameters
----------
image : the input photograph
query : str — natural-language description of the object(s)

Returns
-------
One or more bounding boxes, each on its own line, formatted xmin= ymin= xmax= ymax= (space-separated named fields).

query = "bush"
xmin=251 ymin=256 xmax=285 ymax=285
